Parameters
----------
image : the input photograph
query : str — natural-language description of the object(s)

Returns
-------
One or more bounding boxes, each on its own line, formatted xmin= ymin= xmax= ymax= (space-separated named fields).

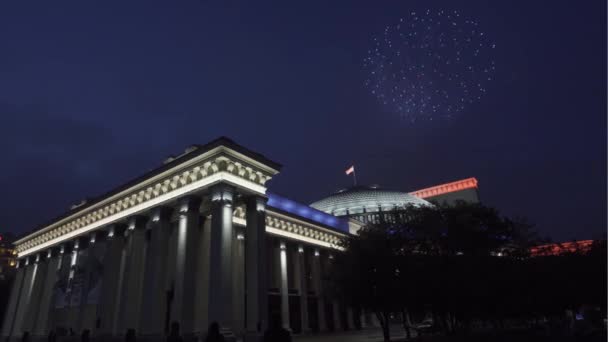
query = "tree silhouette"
xmin=329 ymin=202 xmax=606 ymax=340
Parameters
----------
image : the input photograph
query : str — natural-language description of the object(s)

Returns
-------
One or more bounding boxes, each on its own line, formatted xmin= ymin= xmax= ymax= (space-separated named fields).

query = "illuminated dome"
xmin=310 ymin=185 xmax=430 ymax=217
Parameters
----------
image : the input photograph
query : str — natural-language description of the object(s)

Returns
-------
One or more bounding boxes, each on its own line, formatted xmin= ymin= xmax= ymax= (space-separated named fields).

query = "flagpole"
xmin=346 ymin=165 xmax=357 ymax=186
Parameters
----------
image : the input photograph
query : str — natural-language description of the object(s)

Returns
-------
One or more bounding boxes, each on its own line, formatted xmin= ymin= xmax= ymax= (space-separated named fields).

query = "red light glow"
xmin=410 ymin=177 xmax=478 ymax=199
xmin=530 ymin=240 xmax=594 ymax=256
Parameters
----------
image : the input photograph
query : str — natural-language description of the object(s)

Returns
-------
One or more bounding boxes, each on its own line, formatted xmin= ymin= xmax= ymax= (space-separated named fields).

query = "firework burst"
xmin=363 ymin=9 xmax=496 ymax=122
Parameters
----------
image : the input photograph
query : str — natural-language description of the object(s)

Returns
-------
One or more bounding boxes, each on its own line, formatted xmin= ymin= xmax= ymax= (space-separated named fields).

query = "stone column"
xmin=326 ymin=255 xmax=341 ymax=331
xmin=65 ymin=239 xmax=85 ymax=331
xmin=232 ymin=229 xmax=245 ymax=335
xmin=332 ymin=301 xmax=342 ymax=331
xmin=208 ymin=185 xmax=235 ymax=335
xmin=359 ymin=309 xmax=367 ymax=329
xmin=172 ymin=196 xmax=201 ymax=336
xmin=33 ymin=249 xmax=63 ymax=336
xmin=97 ymin=224 xmax=127 ymax=336
xmin=11 ymin=256 xmax=39 ymax=338
xmin=76 ymin=233 xmax=107 ymax=333
xmin=369 ymin=313 xmax=380 ymax=327
xmin=195 ymin=217 xmax=211 ymax=333
xmin=279 ymin=242 xmax=290 ymax=331
xmin=311 ymin=249 xmax=326 ymax=332
xmin=22 ymin=253 xmax=50 ymax=335
xmin=323 ymin=253 xmax=341 ymax=332
xmin=139 ymin=206 xmax=173 ymax=336
xmin=244 ymin=196 xmax=267 ymax=342
xmin=118 ymin=216 xmax=148 ymax=334
xmin=346 ymin=307 xmax=355 ymax=331
xmin=1 ymin=261 xmax=25 ymax=339
xmin=295 ymin=245 xmax=309 ymax=333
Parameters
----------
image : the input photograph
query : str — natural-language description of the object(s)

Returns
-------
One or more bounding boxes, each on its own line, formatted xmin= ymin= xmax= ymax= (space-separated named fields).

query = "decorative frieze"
xmin=15 ymin=147 xmax=279 ymax=257
xmin=233 ymin=207 xmax=344 ymax=249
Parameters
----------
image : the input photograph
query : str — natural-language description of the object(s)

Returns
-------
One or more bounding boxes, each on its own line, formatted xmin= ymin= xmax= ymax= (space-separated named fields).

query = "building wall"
xmin=2 ymin=139 xmax=364 ymax=341
xmin=1 ymin=207 xmax=359 ymax=341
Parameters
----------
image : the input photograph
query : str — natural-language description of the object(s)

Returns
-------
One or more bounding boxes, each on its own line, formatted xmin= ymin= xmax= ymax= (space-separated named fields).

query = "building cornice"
xmin=233 ymin=207 xmax=346 ymax=249
xmin=15 ymin=144 xmax=279 ymax=257
xmin=410 ymin=177 xmax=478 ymax=199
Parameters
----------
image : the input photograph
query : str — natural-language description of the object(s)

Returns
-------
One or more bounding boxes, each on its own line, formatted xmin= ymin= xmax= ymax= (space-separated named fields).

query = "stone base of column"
xmin=3 ymin=337 xmax=22 ymax=342
xmin=244 ymin=332 xmax=264 ymax=342
xmin=25 ymin=334 xmax=49 ymax=342
xmin=220 ymin=328 xmax=237 ymax=342
xmin=137 ymin=334 xmax=168 ymax=342
xmin=299 ymin=327 xmax=312 ymax=334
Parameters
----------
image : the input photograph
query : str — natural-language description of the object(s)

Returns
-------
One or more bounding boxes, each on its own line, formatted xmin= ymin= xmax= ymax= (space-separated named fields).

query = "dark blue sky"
xmin=0 ymin=1 xmax=605 ymax=241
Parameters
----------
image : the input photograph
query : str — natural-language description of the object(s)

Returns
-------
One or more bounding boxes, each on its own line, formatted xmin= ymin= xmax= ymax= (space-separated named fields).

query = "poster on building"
xmin=54 ymin=264 xmax=70 ymax=309
xmin=69 ymin=272 xmax=85 ymax=307
xmin=54 ymin=286 xmax=68 ymax=309
xmin=85 ymin=251 xmax=104 ymax=305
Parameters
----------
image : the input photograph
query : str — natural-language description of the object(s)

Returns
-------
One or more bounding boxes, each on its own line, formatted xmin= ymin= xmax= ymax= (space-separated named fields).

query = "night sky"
xmin=0 ymin=1 xmax=605 ymax=241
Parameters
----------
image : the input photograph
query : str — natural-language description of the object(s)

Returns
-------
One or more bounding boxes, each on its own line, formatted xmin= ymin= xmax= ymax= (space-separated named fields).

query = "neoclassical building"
xmin=1 ymin=138 xmax=367 ymax=342
xmin=2 ymin=137 xmax=480 ymax=342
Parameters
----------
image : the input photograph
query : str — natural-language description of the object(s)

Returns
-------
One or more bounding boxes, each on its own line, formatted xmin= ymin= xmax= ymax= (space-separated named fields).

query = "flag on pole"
xmin=345 ymin=165 xmax=357 ymax=185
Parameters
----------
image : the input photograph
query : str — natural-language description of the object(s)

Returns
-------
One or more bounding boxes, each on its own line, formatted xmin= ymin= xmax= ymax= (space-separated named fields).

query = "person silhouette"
xmin=47 ymin=329 xmax=57 ymax=342
xmin=263 ymin=314 xmax=291 ymax=342
xmin=81 ymin=329 xmax=90 ymax=342
xmin=204 ymin=322 xmax=225 ymax=342
xmin=125 ymin=328 xmax=136 ymax=342
xmin=167 ymin=321 xmax=183 ymax=342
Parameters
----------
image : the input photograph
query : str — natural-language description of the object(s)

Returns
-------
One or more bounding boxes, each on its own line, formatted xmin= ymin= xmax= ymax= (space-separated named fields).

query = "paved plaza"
xmin=295 ymin=325 xmax=408 ymax=342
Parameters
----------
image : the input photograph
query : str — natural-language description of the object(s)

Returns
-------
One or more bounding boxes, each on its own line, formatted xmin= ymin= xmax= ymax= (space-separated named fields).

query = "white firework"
xmin=363 ymin=10 xmax=496 ymax=122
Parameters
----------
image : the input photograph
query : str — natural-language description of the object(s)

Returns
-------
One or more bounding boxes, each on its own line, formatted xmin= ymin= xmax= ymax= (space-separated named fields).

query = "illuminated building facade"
xmin=1 ymin=137 xmax=479 ymax=342
xmin=2 ymin=138 xmax=370 ymax=342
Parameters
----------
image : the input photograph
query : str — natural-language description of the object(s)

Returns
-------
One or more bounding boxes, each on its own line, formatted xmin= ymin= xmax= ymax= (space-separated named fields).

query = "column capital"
xmin=179 ymin=195 xmax=202 ymax=215
xmin=151 ymin=206 xmax=174 ymax=223
xmin=107 ymin=223 xmax=127 ymax=239
xmin=72 ymin=236 xmax=89 ymax=251
xmin=128 ymin=215 xmax=149 ymax=230
xmin=210 ymin=183 xmax=235 ymax=205
xmin=89 ymin=230 xmax=108 ymax=245
xmin=245 ymin=195 xmax=268 ymax=212
xmin=58 ymin=243 xmax=70 ymax=256
xmin=44 ymin=246 xmax=63 ymax=259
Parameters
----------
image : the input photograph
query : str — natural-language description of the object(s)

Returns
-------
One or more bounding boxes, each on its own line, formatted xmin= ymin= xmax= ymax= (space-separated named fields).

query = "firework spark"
xmin=363 ymin=10 xmax=496 ymax=122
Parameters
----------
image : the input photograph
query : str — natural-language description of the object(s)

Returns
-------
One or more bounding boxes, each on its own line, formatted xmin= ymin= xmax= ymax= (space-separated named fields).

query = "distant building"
xmin=530 ymin=240 xmax=595 ymax=256
xmin=0 ymin=233 xmax=16 ymax=280
xmin=410 ymin=177 xmax=480 ymax=205
xmin=309 ymin=178 xmax=480 ymax=225
xmin=310 ymin=185 xmax=429 ymax=225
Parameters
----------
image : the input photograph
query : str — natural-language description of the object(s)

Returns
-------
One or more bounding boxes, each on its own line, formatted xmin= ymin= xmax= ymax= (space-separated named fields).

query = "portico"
xmin=2 ymin=138 xmax=363 ymax=341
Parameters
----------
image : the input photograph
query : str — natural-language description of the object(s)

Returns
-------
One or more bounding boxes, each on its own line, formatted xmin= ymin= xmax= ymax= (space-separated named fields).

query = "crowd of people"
xmin=32 ymin=315 xmax=292 ymax=342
